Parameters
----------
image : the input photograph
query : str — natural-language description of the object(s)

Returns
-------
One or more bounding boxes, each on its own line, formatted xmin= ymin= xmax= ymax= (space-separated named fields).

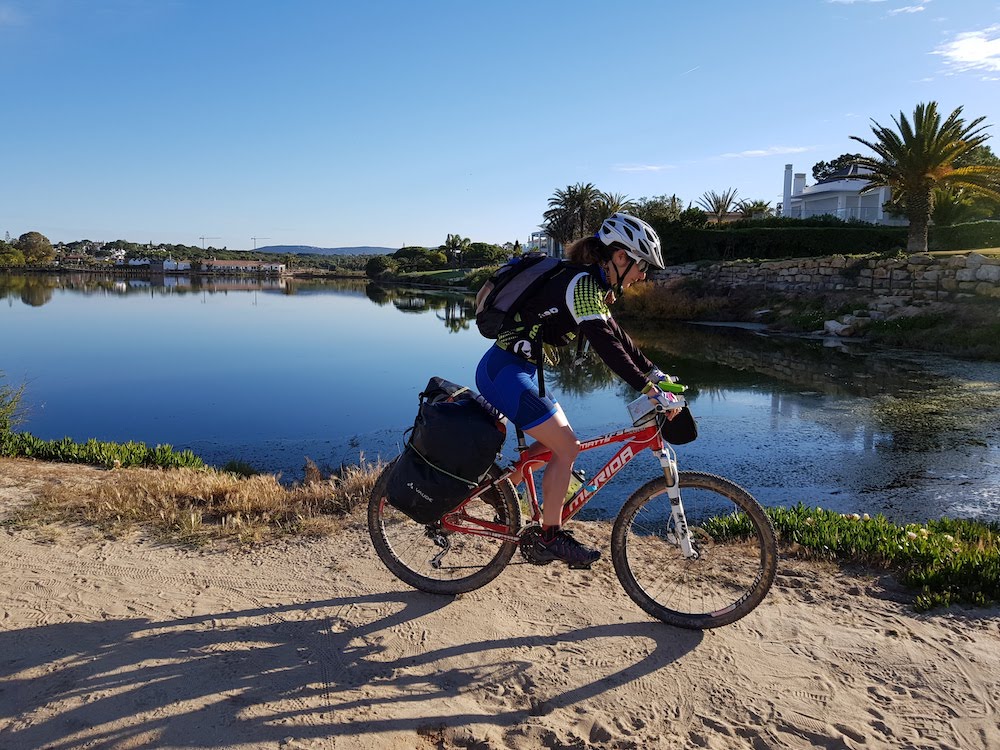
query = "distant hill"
xmin=256 ymin=245 xmax=396 ymax=256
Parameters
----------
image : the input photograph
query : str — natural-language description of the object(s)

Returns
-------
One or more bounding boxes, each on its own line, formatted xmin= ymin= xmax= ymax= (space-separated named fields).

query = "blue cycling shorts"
xmin=476 ymin=344 xmax=558 ymax=430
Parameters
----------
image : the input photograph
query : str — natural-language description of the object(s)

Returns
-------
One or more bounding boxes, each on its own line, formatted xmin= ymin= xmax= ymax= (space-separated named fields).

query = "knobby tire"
xmin=611 ymin=471 xmax=777 ymax=629
xmin=368 ymin=460 xmax=520 ymax=595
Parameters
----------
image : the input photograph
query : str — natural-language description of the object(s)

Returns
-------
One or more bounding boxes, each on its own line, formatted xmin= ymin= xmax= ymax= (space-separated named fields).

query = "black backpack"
xmin=474 ymin=252 xmax=565 ymax=338
xmin=384 ymin=377 xmax=507 ymax=524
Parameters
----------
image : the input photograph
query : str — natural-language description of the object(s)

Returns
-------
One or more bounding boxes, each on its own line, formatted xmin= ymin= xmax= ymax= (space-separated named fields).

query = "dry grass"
xmin=17 ymin=456 xmax=386 ymax=548
xmin=617 ymin=277 xmax=743 ymax=320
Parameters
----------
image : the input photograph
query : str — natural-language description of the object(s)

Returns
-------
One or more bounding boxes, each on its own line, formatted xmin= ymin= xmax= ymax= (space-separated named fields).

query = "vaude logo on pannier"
xmin=406 ymin=481 xmax=435 ymax=503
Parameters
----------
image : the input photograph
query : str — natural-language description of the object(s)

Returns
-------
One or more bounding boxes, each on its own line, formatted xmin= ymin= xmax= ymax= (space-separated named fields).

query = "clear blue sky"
xmin=2 ymin=0 xmax=998 ymax=251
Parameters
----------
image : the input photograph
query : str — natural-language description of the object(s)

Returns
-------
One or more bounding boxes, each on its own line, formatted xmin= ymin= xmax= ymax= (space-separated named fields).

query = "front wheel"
xmin=368 ymin=460 xmax=520 ymax=595
xmin=611 ymin=471 xmax=777 ymax=629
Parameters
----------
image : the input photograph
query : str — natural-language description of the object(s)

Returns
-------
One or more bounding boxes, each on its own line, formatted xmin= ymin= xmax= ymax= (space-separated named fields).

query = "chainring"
xmin=518 ymin=526 xmax=554 ymax=566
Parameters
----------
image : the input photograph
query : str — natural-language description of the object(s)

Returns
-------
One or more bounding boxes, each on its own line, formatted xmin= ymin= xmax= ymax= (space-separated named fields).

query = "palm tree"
xmin=441 ymin=233 xmax=471 ymax=266
xmin=735 ymin=199 xmax=773 ymax=220
xmin=544 ymin=182 xmax=602 ymax=247
xmin=850 ymin=102 xmax=1000 ymax=253
xmin=930 ymin=186 xmax=992 ymax=226
xmin=696 ymin=188 xmax=739 ymax=224
xmin=595 ymin=191 xmax=636 ymax=219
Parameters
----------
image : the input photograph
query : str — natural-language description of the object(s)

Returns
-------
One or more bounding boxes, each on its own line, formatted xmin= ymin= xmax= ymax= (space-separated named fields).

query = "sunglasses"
xmin=635 ymin=259 xmax=650 ymax=274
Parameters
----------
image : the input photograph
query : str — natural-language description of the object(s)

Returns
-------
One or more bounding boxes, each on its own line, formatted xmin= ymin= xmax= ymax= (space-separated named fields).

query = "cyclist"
xmin=475 ymin=213 xmax=678 ymax=566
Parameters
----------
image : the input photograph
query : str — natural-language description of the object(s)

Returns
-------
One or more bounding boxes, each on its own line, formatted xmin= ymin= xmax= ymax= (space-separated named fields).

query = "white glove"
xmin=646 ymin=385 xmax=681 ymax=413
xmin=647 ymin=367 xmax=672 ymax=384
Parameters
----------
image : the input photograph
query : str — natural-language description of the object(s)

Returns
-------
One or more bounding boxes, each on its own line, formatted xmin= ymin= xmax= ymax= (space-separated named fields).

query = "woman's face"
xmin=611 ymin=248 xmax=648 ymax=289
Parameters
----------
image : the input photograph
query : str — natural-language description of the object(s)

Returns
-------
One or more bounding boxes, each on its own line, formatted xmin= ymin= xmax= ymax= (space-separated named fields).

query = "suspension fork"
xmin=657 ymin=445 xmax=699 ymax=559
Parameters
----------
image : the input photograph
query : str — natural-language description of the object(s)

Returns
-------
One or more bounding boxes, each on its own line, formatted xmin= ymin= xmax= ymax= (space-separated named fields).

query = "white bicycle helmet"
xmin=597 ymin=213 xmax=664 ymax=270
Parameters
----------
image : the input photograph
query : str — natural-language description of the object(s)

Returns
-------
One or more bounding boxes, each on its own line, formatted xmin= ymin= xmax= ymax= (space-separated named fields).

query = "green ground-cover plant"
xmin=1 ymin=373 xmax=202 ymax=469
xmin=0 ymin=431 xmax=204 ymax=469
xmin=707 ymin=504 xmax=999 ymax=611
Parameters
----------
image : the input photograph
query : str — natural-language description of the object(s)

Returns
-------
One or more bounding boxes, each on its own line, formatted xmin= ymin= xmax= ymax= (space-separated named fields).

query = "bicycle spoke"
xmin=368 ymin=462 xmax=520 ymax=595
xmin=612 ymin=472 xmax=777 ymax=629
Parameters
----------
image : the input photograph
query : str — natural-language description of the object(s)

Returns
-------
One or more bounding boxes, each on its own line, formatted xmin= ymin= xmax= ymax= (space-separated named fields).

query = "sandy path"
xmin=1 ymin=458 xmax=998 ymax=749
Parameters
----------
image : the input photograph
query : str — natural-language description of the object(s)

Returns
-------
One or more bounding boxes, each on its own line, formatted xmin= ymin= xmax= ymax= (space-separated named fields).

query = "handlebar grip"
xmin=658 ymin=380 xmax=687 ymax=394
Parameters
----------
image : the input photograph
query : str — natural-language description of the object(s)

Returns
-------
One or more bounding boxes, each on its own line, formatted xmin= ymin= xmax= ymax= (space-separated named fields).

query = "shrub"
xmin=929 ymin=220 xmax=1000 ymax=252
xmin=761 ymin=504 xmax=999 ymax=611
xmin=0 ymin=372 xmax=26 ymax=434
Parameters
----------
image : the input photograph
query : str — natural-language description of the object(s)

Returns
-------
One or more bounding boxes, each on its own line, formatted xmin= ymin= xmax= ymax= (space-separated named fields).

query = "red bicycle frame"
xmin=440 ymin=421 xmax=664 ymax=541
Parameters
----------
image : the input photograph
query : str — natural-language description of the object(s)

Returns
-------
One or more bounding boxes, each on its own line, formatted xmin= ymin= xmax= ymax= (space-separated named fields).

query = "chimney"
xmin=782 ymin=164 xmax=793 ymax=217
xmin=793 ymin=173 xmax=806 ymax=196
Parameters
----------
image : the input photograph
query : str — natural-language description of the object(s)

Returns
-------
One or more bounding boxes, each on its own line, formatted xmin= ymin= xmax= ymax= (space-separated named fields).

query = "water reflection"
xmin=0 ymin=271 xmax=292 ymax=302
xmin=1 ymin=273 xmax=478 ymax=334
xmin=2 ymin=272 xmax=998 ymax=522
xmin=366 ymin=283 xmax=476 ymax=333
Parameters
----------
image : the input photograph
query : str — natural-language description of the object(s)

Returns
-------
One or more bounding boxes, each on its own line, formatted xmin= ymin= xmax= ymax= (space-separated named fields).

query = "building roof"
xmin=816 ymin=164 xmax=873 ymax=184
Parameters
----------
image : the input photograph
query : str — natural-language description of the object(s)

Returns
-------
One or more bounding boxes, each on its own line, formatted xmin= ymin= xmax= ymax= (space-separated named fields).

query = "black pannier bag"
xmin=385 ymin=377 xmax=507 ymax=524
xmin=660 ymin=406 xmax=698 ymax=445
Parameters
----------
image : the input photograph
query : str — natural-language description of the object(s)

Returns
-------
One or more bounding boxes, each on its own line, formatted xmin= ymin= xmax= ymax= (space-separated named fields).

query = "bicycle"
xmin=368 ymin=395 xmax=778 ymax=629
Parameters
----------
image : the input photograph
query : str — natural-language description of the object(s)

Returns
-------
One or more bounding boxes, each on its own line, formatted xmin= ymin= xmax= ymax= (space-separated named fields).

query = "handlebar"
xmin=653 ymin=393 xmax=687 ymax=412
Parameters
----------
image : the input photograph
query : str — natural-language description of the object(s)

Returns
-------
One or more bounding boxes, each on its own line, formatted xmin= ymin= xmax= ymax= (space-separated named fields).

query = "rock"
xmin=955 ymin=268 xmax=976 ymax=282
xmin=907 ymin=253 xmax=934 ymax=265
xmin=966 ymin=252 xmax=987 ymax=268
xmin=824 ymin=319 xmax=856 ymax=336
xmin=975 ymin=264 xmax=1000 ymax=283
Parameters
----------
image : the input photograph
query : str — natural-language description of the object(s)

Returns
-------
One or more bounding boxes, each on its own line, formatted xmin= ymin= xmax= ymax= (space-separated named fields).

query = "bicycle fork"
xmin=657 ymin=447 xmax=699 ymax=559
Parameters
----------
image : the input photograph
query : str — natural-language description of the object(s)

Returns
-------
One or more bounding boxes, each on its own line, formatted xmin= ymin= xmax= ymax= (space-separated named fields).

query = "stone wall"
xmin=654 ymin=251 xmax=1000 ymax=323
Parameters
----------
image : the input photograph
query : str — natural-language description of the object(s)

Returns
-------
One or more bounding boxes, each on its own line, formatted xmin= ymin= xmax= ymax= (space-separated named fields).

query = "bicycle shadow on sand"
xmin=0 ymin=589 xmax=702 ymax=748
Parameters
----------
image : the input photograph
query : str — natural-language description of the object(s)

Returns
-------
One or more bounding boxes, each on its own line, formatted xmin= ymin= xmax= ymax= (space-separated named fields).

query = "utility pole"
xmin=251 ymin=237 xmax=270 ymax=251
xmin=199 ymin=236 xmax=221 ymax=249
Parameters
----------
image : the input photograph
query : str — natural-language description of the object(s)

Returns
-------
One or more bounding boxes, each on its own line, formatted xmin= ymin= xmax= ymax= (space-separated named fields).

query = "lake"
xmin=3 ymin=271 xmax=999 ymax=524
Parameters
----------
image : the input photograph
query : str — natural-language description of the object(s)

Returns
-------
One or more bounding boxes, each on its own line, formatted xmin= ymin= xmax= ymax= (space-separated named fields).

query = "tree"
xmin=956 ymin=144 xmax=1000 ymax=169
xmin=464 ymin=242 xmax=507 ymax=266
xmin=365 ymin=255 xmax=397 ymax=279
xmin=0 ymin=241 xmax=25 ymax=268
xmin=543 ymin=182 xmax=602 ymax=247
xmin=850 ymin=102 xmax=1000 ymax=253
xmin=812 ymin=153 xmax=865 ymax=182
xmin=735 ymin=199 xmax=774 ymax=219
xmin=594 ymin=191 xmax=636 ymax=219
xmin=696 ymin=188 xmax=739 ymax=224
xmin=15 ymin=231 xmax=54 ymax=265
xmin=440 ymin=233 xmax=471 ymax=265
xmin=930 ymin=186 xmax=992 ymax=226
xmin=633 ymin=194 xmax=684 ymax=225
xmin=678 ymin=206 xmax=709 ymax=227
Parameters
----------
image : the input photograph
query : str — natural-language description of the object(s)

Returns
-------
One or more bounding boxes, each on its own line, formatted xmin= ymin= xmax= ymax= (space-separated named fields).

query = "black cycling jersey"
xmin=495 ymin=263 xmax=654 ymax=392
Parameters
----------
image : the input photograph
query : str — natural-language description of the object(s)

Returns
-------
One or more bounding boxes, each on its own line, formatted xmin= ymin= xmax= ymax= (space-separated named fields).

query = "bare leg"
xmin=524 ymin=406 xmax=580 ymax=529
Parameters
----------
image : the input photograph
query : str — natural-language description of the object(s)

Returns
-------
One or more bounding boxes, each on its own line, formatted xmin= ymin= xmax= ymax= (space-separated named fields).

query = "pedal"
xmin=568 ymin=562 xmax=593 ymax=570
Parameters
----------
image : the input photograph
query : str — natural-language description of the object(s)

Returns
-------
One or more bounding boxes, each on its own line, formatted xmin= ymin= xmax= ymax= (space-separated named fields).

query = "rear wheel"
xmin=611 ymin=471 xmax=777 ymax=629
xmin=367 ymin=460 xmax=520 ymax=595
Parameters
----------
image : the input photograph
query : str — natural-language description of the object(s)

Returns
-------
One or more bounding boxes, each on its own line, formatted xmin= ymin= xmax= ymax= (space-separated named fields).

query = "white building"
xmin=781 ymin=163 xmax=907 ymax=226
xmin=526 ymin=230 xmax=559 ymax=256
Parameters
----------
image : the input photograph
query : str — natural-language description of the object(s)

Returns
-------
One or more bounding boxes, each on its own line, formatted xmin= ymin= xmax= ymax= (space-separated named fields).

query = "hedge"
xmin=929 ymin=220 xmax=1000 ymax=252
xmin=652 ymin=225 xmax=908 ymax=264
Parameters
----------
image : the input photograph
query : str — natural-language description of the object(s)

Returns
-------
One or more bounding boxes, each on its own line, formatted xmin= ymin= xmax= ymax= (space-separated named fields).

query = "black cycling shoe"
xmin=535 ymin=529 xmax=601 ymax=569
